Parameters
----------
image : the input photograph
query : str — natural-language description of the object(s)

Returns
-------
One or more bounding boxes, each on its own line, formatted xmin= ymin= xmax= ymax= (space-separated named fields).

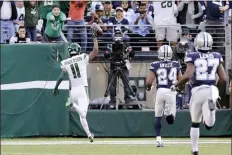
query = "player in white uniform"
xmin=53 ymin=30 xmax=99 ymax=142
xmin=153 ymin=0 xmax=180 ymax=48
xmin=15 ymin=1 xmax=25 ymax=31
xmin=171 ymin=32 xmax=227 ymax=155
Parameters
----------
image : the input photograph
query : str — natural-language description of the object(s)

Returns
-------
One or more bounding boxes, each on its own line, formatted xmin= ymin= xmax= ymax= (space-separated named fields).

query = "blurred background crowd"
xmin=1 ymin=0 xmax=231 ymax=52
xmin=1 ymin=0 xmax=231 ymax=109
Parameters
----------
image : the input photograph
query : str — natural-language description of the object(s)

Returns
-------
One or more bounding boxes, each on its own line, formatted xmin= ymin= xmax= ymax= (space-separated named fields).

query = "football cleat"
xmin=192 ymin=151 xmax=199 ymax=155
xmin=88 ymin=133 xmax=94 ymax=143
xmin=65 ymin=97 xmax=72 ymax=107
xmin=157 ymin=141 xmax=164 ymax=147
xmin=208 ymin=99 xmax=216 ymax=111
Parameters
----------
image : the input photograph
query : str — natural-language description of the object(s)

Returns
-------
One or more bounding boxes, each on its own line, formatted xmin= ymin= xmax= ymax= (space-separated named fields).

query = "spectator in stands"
xmin=112 ymin=1 xmax=122 ymax=9
xmin=67 ymin=0 xmax=87 ymax=51
xmin=87 ymin=4 xmax=108 ymax=33
xmin=204 ymin=0 xmax=230 ymax=25
xmin=103 ymin=1 xmax=115 ymax=19
xmin=39 ymin=1 xmax=60 ymax=35
xmin=86 ymin=4 xmax=110 ymax=51
xmin=177 ymin=0 xmax=203 ymax=38
xmin=130 ymin=3 xmax=154 ymax=51
xmin=153 ymin=1 xmax=180 ymax=48
xmin=121 ymin=0 xmax=135 ymax=26
xmin=10 ymin=26 xmax=30 ymax=44
xmin=43 ymin=5 xmax=66 ymax=42
xmin=14 ymin=1 xmax=25 ymax=32
xmin=108 ymin=7 xmax=129 ymax=30
xmin=24 ymin=1 xmax=39 ymax=42
xmin=200 ymin=0 xmax=230 ymax=52
xmin=0 ymin=1 xmax=17 ymax=44
xmin=91 ymin=0 xmax=103 ymax=13
xmin=134 ymin=1 xmax=154 ymax=17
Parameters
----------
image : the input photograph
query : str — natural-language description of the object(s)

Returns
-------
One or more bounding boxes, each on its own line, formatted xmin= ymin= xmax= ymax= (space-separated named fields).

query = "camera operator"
xmin=172 ymin=29 xmax=196 ymax=109
xmin=104 ymin=29 xmax=135 ymax=105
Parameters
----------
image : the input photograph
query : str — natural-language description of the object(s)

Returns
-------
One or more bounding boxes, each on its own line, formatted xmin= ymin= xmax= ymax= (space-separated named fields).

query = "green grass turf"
xmin=1 ymin=138 xmax=231 ymax=155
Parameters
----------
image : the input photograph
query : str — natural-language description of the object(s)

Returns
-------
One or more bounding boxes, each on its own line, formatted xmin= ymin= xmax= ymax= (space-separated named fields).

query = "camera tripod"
xmin=100 ymin=66 xmax=142 ymax=110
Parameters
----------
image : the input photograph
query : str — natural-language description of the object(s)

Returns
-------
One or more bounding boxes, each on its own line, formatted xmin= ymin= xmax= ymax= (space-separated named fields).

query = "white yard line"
xmin=1 ymin=140 xmax=231 ymax=145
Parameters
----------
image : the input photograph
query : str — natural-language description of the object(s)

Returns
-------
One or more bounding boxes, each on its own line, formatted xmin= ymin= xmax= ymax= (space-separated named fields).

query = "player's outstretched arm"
xmin=89 ymin=37 xmax=99 ymax=61
xmin=146 ymin=71 xmax=156 ymax=91
xmin=53 ymin=71 xmax=66 ymax=96
xmin=175 ymin=63 xmax=195 ymax=88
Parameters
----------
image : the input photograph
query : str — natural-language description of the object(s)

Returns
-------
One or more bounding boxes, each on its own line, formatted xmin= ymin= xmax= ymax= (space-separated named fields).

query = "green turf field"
xmin=1 ymin=138 xmax=231 ymax=155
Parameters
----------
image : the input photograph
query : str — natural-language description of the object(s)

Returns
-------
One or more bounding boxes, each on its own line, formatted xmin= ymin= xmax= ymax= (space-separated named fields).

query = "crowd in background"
xmin=0 ymin=0 xmax=231 ymax=52
xmin=1 ymin=0 xmax=231 ymax=109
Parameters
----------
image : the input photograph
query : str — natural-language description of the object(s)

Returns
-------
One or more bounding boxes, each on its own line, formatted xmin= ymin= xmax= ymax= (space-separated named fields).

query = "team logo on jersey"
xmin=30 ymin=8 xmax=37 ymax=15
xmin=51 ymin=21 xmax=60 ymax=30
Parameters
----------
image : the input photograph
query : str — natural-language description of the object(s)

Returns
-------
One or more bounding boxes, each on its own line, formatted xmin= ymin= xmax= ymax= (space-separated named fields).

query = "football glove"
xmin=146 ymin=85 xmax=152 ymax=91
xmin=53 ymin=88 xmax=59 ymax=96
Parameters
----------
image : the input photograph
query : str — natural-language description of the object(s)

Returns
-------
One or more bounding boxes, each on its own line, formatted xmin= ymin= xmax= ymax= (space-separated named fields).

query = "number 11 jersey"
xmin=61 ymin=53 xmax=89 ymax=87
xmin=185 ymin=52 xmax=223 ymax=88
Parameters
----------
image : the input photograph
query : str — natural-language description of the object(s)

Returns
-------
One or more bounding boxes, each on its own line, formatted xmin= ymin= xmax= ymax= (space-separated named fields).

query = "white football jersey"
xmin=16 ymin=7 xmax=25 ymax=21
xmin=61 ymin=53 xmax=89 ymax=87
xmin=153 ymin=0 xmax=177 ymax=22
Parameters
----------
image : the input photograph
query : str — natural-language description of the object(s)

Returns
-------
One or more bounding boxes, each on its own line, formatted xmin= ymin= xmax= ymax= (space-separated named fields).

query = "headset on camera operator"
xmin=104 ymin=27 xmax=135 ymax=105
xmin=172 ymin=29 xmax=196 ymax=109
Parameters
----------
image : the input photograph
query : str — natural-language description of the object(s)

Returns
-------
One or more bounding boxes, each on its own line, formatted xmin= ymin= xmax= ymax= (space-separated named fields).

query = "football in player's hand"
xmin=91 ymin=23 xmax=103 ymax=36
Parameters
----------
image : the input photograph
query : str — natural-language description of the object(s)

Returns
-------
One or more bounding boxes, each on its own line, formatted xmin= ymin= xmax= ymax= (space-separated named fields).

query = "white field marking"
xmin=1 ymin=140 xmax=231 ymax=146
xmin=1 ymin=81 xmax=69 ymax=90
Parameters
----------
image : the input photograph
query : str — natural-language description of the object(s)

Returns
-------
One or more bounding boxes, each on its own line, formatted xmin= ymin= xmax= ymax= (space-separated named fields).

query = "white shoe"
xmin=157 ymin=141 xmax=164 ymax=147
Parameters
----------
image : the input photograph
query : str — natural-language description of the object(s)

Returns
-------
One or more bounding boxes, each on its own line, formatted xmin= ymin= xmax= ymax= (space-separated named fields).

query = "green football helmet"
xmin=68 ymin=43 xmax=81 ymax=56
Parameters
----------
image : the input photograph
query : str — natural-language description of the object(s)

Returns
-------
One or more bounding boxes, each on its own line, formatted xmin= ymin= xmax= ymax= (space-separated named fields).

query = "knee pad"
xmin=191 ymin=122 xmax=200 ymax=128
xmin=166 ymin=114 xmax=175 ymax=125
xmin=204 ymin=122 xmax=213 ymax=130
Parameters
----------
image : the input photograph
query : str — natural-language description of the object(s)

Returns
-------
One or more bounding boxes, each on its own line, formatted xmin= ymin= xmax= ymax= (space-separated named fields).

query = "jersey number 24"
xmin=157 ymin=68 xmax=177 ymax=85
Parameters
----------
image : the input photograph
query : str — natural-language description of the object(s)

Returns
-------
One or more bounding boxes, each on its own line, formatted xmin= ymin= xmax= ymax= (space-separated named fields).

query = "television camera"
xmin=102 ymin=27 xmax=141 ymax=109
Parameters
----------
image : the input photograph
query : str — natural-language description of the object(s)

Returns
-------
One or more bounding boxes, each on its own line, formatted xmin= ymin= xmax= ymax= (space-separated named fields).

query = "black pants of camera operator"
xmin=108 ymin=68 xmax=130 ymax=103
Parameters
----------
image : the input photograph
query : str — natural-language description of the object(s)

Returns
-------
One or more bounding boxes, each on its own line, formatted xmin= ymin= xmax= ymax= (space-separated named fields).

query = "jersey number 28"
xmin=161 ymin=0 xmax=172 ymax=8
xmin=157 ymin=68 xmax=177 ymax=85
xmin=70 ymin=63 xmax=81 ymax=79
xmin=195 ymin=58 xmax=219 ymax=81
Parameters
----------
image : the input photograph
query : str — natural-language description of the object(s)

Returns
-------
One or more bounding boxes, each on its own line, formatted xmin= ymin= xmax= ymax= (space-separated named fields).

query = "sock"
xmin=155 ymin=117 xmax=162 ymax=139
xmin=205 ymin=111 xmax=215 ymax=127
xmin=79 ymin=116 xmax=91 ymax=137
xmin=190 ymin=127 xmax=199 ymax=152
xmin=156 ymin=136 xmax=162 ymax=142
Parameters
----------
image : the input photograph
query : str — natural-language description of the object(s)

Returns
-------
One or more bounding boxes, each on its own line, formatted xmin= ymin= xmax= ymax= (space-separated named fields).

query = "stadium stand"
xmin=1 ymin=0 xmax=231 ymax=109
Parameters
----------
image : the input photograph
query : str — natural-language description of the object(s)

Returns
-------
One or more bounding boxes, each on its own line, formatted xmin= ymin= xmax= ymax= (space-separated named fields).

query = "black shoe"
xmin=192 ymin=151 xmax=198 ymax=155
